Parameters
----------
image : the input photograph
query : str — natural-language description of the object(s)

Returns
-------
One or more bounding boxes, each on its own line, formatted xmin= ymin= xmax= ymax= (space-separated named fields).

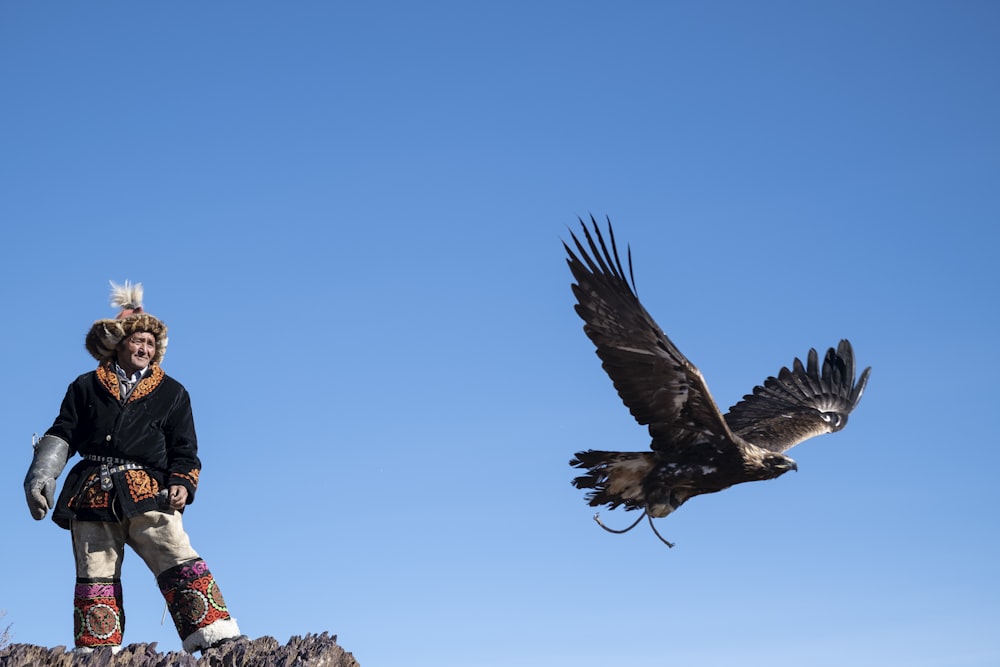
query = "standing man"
xmin=24 ymin=281 xmax=243 ymax=654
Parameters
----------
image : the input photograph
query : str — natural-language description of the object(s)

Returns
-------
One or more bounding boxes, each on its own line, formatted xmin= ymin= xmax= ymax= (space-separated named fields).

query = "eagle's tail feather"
xmin=570 ymin=450 xmax=656 ymax=512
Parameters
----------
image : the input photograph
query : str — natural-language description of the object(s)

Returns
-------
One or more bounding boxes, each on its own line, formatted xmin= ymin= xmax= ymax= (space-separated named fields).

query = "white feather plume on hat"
xmin=110 ymin=280 xmax=144 ymax=312
xmin=85 ymin=280 xmax=169 ymax=364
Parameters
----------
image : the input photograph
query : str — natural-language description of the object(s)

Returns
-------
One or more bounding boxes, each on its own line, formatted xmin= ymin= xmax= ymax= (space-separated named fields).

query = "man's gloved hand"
xmin=24 ymin=434 xmax=70 ymax=520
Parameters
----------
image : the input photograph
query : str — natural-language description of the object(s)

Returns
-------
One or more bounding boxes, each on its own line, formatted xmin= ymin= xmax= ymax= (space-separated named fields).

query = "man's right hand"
xmin=24 ymin=435 xmax=70 ymax=521
xmin=25 ymin=476 xmax=57 ymax=520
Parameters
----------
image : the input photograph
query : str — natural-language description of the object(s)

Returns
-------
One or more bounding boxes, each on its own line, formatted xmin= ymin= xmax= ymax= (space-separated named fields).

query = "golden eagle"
xmin=566 ymin=217 xmax=870 ymax=547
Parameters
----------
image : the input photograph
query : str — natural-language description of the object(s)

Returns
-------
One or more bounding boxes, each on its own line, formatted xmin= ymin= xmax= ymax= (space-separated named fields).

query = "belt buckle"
xmin=100 ymin=463 xmax=114 ymax=491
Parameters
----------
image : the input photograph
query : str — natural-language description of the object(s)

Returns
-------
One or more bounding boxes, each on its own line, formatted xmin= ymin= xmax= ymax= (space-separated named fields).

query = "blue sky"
xmin=2 ymin=2 xmax=998 ymax=665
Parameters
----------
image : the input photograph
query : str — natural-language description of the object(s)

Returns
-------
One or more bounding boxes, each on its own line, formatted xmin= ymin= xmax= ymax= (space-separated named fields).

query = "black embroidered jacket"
xmin=47 ymin=361 xmax=202 ymax=529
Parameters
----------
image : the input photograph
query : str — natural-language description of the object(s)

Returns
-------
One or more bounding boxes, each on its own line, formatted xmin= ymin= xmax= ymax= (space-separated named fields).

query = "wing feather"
xmin=724 ymin=340 xmax=871 ymax=453
xmin=565 ymin=216 xmax=738 ymax=451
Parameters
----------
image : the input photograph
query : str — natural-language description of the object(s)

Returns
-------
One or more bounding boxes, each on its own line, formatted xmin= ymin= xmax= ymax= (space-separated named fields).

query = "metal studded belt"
xmin=84 ymin=454 xmax=147 ymax=491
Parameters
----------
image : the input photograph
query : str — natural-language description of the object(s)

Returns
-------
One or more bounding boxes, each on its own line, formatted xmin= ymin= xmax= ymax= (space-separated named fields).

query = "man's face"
xmin=117 ymin=331 xmax=156 ymax=374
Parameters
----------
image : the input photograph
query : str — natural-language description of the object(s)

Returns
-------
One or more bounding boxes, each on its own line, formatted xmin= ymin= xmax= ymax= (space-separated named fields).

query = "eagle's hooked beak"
xmin=779 ymin=459 xmax=798 ymax=473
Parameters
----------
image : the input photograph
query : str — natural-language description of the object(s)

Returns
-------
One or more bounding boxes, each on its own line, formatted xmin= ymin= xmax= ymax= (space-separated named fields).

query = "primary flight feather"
xmin=565 ymin=216 xmax=870 ymax=547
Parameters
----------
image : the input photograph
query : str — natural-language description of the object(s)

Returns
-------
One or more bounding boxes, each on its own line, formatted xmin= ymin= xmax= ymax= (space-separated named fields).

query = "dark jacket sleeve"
xmin=163 ymin=384 xmax=201 ymax=504
xmin=45 ymin=377 xmax=86 ymax=455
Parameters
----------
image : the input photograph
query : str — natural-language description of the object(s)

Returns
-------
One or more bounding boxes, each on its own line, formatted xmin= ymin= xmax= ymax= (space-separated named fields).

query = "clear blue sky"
xmin=2 ymin=2 xmax=998 ymax=666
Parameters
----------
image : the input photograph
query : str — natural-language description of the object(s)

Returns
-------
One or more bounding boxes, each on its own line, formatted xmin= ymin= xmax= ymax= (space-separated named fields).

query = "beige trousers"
xmin=71 ymin=510 xmax=241 ymax=653
xmin=72 ymin=510 xmax=200 ymax=578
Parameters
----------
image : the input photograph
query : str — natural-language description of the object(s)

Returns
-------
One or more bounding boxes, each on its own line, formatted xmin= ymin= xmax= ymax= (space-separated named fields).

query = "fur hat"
xmin=85 ymin=281 xmax=169 ymax=365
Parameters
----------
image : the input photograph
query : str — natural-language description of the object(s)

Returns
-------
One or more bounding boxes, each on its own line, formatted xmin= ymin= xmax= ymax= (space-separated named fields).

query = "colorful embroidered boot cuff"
xmin=74 ymin=578 xmax=124 ymax=648
xmin=157 ymin=558 xmax=239 ymax=652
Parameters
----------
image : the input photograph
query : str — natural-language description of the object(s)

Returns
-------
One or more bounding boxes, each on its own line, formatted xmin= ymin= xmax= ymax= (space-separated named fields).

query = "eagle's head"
xmin=755 ymin=452 xmax=798 ymax=480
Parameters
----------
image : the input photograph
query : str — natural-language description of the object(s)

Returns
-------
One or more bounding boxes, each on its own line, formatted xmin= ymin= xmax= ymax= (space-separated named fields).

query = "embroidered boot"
xmin=74 ymin=578 xmax=124 ymax=651
xmin=157 ymin=558 xmax=241 ymax=653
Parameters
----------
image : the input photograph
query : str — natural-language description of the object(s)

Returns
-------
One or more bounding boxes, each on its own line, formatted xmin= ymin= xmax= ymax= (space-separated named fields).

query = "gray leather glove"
xmin=24 ymin=434 xmax=70 ymax=520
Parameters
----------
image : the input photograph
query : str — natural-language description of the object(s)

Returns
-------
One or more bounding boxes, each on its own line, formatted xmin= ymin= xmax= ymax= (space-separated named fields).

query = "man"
xmin=24 ymin=281 xmax=243 ymax=654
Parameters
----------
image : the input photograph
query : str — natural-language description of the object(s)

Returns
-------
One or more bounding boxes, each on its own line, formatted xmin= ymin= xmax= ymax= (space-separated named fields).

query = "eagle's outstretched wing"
xmin=564 ymin=216 xmax=738 ymax=451
xmin=724 ymin=340 xmax=871 ymax=453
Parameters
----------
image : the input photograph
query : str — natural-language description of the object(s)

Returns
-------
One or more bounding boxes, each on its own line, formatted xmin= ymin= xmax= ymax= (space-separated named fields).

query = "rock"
xmin=0 ymin=633 xmax=358 ymax=667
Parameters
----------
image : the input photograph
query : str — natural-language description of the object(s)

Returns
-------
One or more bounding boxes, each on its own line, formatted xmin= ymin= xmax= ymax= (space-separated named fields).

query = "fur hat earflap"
xmin=85 ymin=281 xmax=169 ymax=365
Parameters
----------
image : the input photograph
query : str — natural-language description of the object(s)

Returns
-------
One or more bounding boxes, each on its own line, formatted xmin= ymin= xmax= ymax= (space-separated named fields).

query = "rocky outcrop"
xmin=0 ymin=632 xmax=358 ymax=666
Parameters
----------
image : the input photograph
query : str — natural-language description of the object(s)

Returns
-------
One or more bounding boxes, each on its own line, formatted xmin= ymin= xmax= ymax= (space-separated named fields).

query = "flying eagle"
xmin=565 ymin=217 xmax=870 ymax=547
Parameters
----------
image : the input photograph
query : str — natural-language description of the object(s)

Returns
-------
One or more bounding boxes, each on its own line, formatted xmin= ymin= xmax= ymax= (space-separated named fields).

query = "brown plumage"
xmin=565 ymin=217 xmax=870 ymax=547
